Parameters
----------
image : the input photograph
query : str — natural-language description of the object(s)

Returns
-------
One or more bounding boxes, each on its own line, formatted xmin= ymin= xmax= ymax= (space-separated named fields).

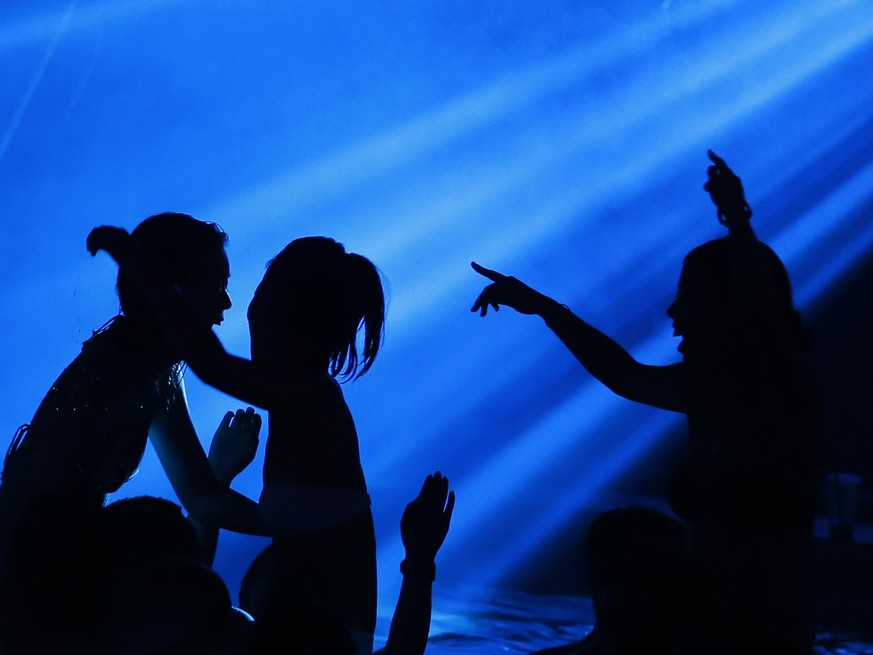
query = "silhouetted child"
xmin=88 ymin=230 xmax=387 ymax=654
xmin=471 ymin=152 xmax=820 ymax=654
xmin=0 ymin=213 xmax=265 ymax=588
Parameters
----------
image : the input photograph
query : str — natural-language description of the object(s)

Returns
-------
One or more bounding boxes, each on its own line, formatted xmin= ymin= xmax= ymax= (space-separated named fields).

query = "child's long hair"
xmin=255 ymin=236 xmax=385 ymax=381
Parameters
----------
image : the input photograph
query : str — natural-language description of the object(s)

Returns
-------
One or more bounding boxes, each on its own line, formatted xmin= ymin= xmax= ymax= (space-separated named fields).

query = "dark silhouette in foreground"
xmin=471 ymin=151 xmax=821 ymax=654
xmin=0 ymin=494 xmax=252 ymax=654
xmin=530 ymin=505 xmax=698 ymax=655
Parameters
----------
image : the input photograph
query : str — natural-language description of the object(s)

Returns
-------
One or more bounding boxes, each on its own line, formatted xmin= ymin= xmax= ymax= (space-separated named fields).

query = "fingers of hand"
xmin=707 ymin=149 xmax=725 ymax=166
xmin=472 ymin=286 xmax=500 ymax=315
xmin=444 ymin=490 xmax=456 ymax=522
xmin=471 ymin=261 xmax=504 ymax=282
xmin=229 ymin=407 xmax=261 ymax=432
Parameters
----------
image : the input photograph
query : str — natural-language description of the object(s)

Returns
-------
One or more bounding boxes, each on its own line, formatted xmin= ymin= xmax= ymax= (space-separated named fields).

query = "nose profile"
xmin=222 ymin=288 xmax=232 ymax=310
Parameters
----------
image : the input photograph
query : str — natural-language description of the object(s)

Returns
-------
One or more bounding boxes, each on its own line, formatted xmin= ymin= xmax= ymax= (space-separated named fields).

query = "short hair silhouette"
xmin=101 ymin=495 xmax=201 ymax=565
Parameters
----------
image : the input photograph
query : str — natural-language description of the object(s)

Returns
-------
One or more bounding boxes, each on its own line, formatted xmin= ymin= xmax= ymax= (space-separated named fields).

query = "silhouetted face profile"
xmin=666 ymin=237 xmax=803 ymax=363
xmin=247 ymin=236 xmax=385 ymax=379
xmin=666 ymin=262 xmax=731 ymax=360
xmin=179 ymin=246 xmax=232 ymax=328
xmin=117 ymin=212 xmax=231 ymax=330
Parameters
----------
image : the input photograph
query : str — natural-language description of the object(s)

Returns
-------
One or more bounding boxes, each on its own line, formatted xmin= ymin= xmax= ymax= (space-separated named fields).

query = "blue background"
xmin=2 ymin=0 xmax=873 ymax=635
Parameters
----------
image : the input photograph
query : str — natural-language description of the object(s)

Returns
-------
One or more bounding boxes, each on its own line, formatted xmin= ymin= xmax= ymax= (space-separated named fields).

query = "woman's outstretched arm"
xmin=188 ymin=407 xmax=263 ymax=565
xmin=86 ymin=225 xmax=324 ymax=410
xmin=470 ymin=262 xmax=687 ymax=412
xmin=149 ymin=383 xmax=268 ymax=537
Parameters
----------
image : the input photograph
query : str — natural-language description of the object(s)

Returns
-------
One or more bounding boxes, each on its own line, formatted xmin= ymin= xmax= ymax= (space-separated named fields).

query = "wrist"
xmin=209 ymin=460 xmax=235 ymax=486
xmin=400 ymin=558 xmax=436 ymax=581
xmin=541 ymin=299 xmax=570 ymax=326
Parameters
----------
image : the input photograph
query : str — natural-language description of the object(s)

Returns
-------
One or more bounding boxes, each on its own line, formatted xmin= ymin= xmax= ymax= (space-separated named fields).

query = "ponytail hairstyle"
xmin=255 ymin=236 xmax=386 ymax=381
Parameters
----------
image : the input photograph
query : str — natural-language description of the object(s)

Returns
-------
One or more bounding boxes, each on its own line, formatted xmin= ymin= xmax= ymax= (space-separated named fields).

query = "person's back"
xmin=1 ymin=317 xmax=179 ymax=516
xmin=105 ymin=555 xmax=251 ymax=654
xmin=262 ymin=377 xmax=367 ymax=497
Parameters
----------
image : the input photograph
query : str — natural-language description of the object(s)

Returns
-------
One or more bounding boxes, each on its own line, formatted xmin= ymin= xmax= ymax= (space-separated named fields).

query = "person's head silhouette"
xmin=247 ymin=236 xmax=385 ymax=380
xmin=666 ymin=236 xmax=809 ymax=364
xmin=117 ymin=212 xmax=231 ymax=330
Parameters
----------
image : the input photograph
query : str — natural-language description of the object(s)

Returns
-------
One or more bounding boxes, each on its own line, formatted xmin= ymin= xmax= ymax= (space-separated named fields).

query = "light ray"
xmin=0 ymin=0 xmax=77 ymax=166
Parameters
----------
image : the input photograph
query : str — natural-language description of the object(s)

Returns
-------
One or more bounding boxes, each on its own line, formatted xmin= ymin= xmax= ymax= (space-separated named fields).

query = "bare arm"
xmin=378 ymin=472 xmax=455 ymax=655
xmin=470 ymin=262 xmax=687 ymax=412
xmin=704 ymin=150 xmax=805 ymax=356
xmin=86 ymin=226 xmax=324 ymax=410
xmin=189 ymin=407 xmax=262 ymax=565
xmin=149 ymin=383 xmax=267 ymax=537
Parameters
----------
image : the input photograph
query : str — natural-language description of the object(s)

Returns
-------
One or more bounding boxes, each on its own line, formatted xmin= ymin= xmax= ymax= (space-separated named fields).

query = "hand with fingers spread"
xmin=470 ymin=261 xmax=556 ymax=317
xmin=208 ymin=407 xmax=262 ymax=485
xmin=704 ymin=149 xmax=752 ymax=227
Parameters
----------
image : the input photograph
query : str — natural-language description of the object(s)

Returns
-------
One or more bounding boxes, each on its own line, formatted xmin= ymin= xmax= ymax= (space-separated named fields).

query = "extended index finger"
xmin=471 ymin=261 xmax=506 ymax=282
xmin=707 ymin=150 xmax=734 ymax=175
xmin=707 ymin=149 xmax=725 ymax=166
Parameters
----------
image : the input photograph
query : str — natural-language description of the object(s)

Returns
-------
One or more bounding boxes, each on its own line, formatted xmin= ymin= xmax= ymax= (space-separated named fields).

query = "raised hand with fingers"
xmin=379 ymin=472 xmax=456 ymax=655
xmin=400 ymin=471 xmax=455 ymax=573
xmin=208 ymin=407 xmax=262 ymax=485
xmin=470 ymin=261 xmax=554 ymax=317
xmin=704 ymin=149 xmax=752 ymax=227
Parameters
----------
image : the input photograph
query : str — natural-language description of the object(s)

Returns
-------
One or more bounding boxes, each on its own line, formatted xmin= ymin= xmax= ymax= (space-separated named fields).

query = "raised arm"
xmin=470 ymin=262 xmax=687 ymax=412
xmin=149 ymin=382 xmax=267 ymax=537
xmin=86 ymin=226 xmax=324 ymax=410
xmin=704 ymin=149 xmax=757 ymax=274
xmin=703 ymin=150 xmax=806 ymax=355
xmin=378 ymin=472 xmax=455 ymax=655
